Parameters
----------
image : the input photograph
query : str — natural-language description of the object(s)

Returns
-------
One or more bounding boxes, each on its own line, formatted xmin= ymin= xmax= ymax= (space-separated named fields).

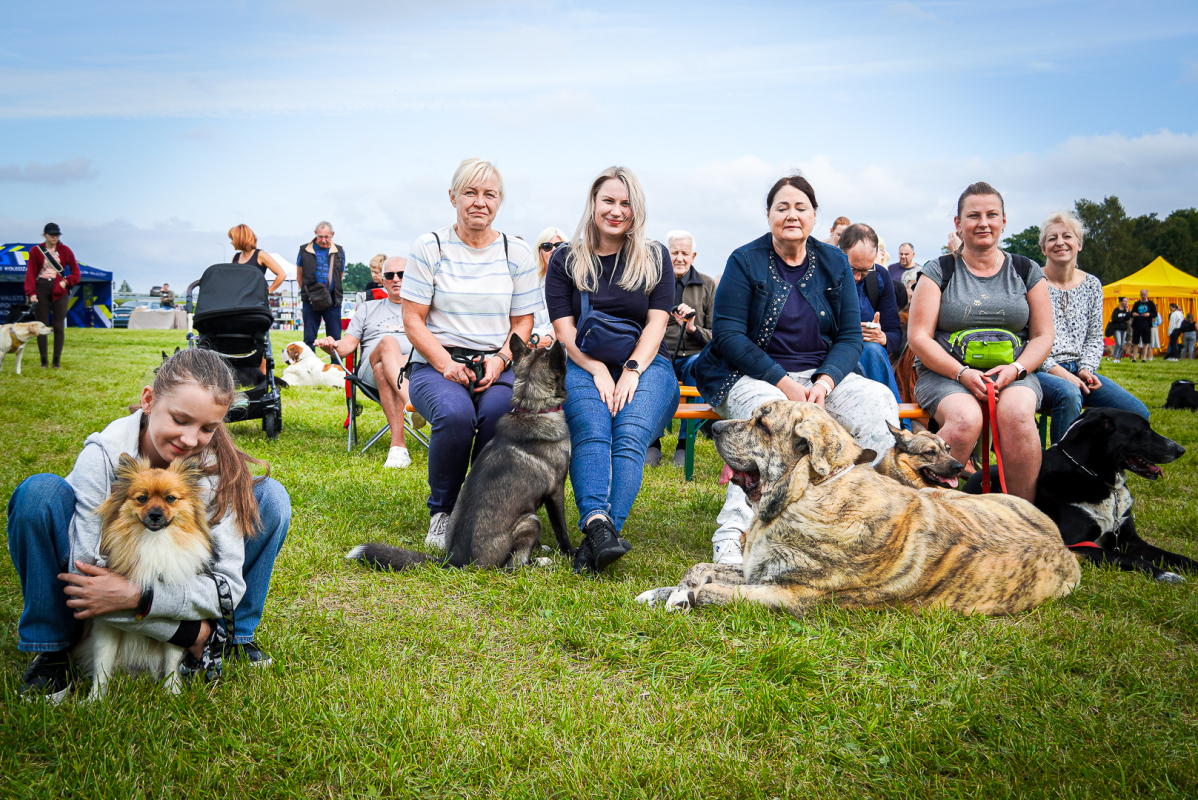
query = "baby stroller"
xmin=188 ymin=263 xmax=283 ymax=439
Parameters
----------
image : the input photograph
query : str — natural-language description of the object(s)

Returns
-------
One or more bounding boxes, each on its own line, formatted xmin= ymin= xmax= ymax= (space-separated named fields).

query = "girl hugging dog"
xmin=7 ymin=348 xmax=291 ymax=702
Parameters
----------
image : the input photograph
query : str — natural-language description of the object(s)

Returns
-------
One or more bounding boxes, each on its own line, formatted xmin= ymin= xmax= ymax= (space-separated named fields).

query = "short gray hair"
xmin=665 ymin=230 xmax=696 ymax=251
xmin=314 ymin=221 xmax=334 ymax=234
xmin=382 ymin=256 xmax=406 ymax=272
xmin=450 ymin=158 xmax=504 ymax=202
xmin=899 ymin=242 xmax=914 ymax=252
xmin=837 ymin=223 xmax=879 ymax=255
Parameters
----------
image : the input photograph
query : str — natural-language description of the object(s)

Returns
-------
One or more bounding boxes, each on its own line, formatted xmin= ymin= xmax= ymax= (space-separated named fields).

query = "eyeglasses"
xmin=539 ymin=241 xmax=566 ymax=252
xmin=383 ymin=271 xmax=404 ymax=280
xmin=851 ymin=266 xmax=874 ymax=276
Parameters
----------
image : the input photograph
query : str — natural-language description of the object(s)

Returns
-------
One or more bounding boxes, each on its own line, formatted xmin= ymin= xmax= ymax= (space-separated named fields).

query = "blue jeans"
xmin=565 ymin=355 xmax=680 ymax=533
xmin=1037 ymin=362 xmax=1150 ymax=444
xmin=856 ymin=342 xmax=901 ymax=403
xmin=408 ymin=362 xmax=514 ymax=516
xmin=7 ymin=474 xmax=291 ymax=652
xmin=302 ymin=301 xmax=342 ymax=350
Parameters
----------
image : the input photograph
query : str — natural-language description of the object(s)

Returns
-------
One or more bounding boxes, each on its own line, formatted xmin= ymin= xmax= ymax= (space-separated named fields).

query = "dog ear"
xmin=795 ymin=416 xmax=836 ymax=477
xmin=548 ymin=339 xmax=567 ymax=370
xmin=855 ymin=449 xmax=877 ymax=465
xmin=910 ymin=418 xmax=928 ymax=434
xmin=509 ymin=333 xmax=529 ymax=361
xmin=885 ymin=420 xmax=908 ymax=452
xmin=115 ymin=453 xmax=142 ymax=482
xmin=168 ymin=455 xmax=205 ymax=490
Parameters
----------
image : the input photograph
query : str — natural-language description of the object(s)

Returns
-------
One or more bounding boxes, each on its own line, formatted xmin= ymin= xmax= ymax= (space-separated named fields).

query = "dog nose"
xmin=144 ymin=509 xmax=166 ymax=528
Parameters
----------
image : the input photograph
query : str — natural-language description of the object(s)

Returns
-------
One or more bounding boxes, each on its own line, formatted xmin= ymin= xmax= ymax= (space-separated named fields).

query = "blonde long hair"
xmin=533 ymin=227 xmax=568 ymax=279
xmin=567 ymin=166 xmax=661 ymax=295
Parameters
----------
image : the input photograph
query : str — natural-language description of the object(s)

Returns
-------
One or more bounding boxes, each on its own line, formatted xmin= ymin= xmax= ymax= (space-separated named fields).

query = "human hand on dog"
xmin=59 ymin=561 xmax=140 ymax=618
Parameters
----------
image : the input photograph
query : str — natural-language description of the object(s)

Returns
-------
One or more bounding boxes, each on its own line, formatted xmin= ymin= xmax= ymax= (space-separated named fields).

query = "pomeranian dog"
xmin=72 ymin=454 xmax=214 ymax=700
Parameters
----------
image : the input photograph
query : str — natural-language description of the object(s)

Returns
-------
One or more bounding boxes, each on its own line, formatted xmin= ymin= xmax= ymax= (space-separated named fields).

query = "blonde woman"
xmin=531 ymin=227 xmax=567 ymax=343
xmin=545 ymin=167 xmax=679 ymax=574
xmin=365 ymin=253 xmax=387 ymax=293
xmin=228 ymin=224 xmax=286 ymax=294
xmin=402 ymin=159 xmax=541 ymax=548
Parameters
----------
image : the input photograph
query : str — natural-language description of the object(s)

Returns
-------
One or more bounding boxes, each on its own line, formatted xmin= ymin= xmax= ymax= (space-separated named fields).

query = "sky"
xmin=3 ymin=0 xmax=1198 ymax=290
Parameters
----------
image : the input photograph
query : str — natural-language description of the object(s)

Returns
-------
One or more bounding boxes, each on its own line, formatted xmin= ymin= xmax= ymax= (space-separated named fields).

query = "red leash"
xmin=980 ymin=379 xmax=1009 ymax=494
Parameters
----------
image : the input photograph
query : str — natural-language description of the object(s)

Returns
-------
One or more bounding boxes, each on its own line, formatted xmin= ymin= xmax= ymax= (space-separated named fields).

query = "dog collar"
xmin=811 ymin=463 xmax=855 ymax=487
xmin=1058 ymin=446 xmax=1099 ymax=479
xmin=512 ymin=405 xmax=562 ymax=414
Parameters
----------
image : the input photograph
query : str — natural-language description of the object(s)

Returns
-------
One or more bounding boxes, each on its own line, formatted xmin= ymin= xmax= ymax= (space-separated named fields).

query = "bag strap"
xmin=865 ymin=266 xmax=880 ymax=310
xmin=980 ymin=379 xmax=1009 ymax=495
xmin=39 ymin=245 xmax=65 ymax=276
xmin=1010 ymin=254 xmax=1033 ymax=285
xmin=937 ymin=254 xmax=956 ymax=292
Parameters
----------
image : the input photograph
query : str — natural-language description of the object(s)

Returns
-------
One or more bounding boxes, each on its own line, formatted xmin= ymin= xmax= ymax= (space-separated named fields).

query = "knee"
xmin=254 ymin=478 xmax=291 ymax=524
xmin=8 ymin=474 xmax=73 ymax=524
xmin=940 ymin=400 xmax=982 ymax=434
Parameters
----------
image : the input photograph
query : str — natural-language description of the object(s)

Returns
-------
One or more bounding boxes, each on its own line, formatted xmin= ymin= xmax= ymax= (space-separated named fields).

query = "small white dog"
xmin=0 ymin=321 xmax=53 ymax=374
xmin=281 ymin=341 xmax=347 ymax=388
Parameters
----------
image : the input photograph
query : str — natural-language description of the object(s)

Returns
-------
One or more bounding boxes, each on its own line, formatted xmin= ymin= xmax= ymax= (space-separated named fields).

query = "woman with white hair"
xmin=545 ymin=167 xmax=679 ymax=574
xmin=1035 ymin=210 xmax=1148 ymax=443
xmin=531 ymin=226 xmax=568 ymax=343
xmin=401 ymin=158 xmax=543 ymax=548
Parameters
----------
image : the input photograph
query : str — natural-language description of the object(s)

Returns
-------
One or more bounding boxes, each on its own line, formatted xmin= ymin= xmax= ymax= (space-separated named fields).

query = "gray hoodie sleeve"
xmin=66 ymin=442 xmax=247 ymax=643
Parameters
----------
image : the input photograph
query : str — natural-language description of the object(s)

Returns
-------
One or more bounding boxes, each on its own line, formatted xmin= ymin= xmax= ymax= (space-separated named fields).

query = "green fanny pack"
xmin=936 ymin=328 xmax=1026 ymax=371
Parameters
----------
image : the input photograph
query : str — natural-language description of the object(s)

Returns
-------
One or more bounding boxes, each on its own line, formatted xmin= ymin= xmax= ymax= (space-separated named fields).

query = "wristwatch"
xmin=622 ymin=359 xmax=643 ymax=375
xmin=1011 ymin=361 xmax=1028 ymax=381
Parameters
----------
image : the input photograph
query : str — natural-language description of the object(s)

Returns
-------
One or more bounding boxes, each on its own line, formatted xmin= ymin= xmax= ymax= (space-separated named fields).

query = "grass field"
xmin=2 ymin=329 xmax=1197 ymax=799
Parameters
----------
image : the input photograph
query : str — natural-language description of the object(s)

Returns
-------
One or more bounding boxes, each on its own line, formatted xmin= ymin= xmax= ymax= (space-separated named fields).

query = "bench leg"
xmin=685 ymin=422 xmax=697 ymax=481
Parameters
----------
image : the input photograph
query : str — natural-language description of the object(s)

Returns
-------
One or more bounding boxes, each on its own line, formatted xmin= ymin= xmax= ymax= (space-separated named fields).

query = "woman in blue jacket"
xmin=693 ymin=175 xmax=899 ymax=566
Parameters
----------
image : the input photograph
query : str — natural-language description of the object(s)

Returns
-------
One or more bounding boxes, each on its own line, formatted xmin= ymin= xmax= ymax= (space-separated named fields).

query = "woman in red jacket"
xmin=24 ymin=222 xmax=80 ymax=368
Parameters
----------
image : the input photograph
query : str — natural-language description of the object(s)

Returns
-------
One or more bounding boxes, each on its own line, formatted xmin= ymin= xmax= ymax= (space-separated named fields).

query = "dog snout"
xmin=142 ymin=507 xmax=169 ymax=530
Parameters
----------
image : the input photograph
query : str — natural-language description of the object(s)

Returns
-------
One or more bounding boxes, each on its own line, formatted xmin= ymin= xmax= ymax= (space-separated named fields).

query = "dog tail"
xmin=345 ymin=543 xmax=437 ymax=571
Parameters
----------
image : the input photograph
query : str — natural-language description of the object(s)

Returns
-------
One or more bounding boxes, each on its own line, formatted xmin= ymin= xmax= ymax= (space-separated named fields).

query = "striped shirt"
xmin=401 ymin=226 xmax=542 ymax=362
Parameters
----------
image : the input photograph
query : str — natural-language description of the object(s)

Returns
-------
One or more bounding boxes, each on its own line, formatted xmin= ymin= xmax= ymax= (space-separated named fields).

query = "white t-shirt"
xmin=1169 ymin=308 xmax=1184 ymax=333
xmin=346 ymin=298 xmax=411 ymax=364
xmin=401 ymin=226 xmax=542 ymax=363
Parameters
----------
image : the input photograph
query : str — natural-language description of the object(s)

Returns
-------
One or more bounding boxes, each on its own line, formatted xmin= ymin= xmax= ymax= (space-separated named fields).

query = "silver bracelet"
xmin=955 ymin=366 xmax=969 ymax=383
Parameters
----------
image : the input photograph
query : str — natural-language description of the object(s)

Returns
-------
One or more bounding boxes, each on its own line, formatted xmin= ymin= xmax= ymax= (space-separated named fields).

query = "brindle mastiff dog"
xmin=637 ymin=401 xmax=1080 ymax=617
xmin=875 ymin=420 xmax=965 ymax=489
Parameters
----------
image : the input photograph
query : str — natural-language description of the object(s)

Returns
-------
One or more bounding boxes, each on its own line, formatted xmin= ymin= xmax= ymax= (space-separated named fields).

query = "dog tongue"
xmin=947 ymin=476 xmax=959 ymax=488
xmin=719 ymin=464 xmax=734 ymax=486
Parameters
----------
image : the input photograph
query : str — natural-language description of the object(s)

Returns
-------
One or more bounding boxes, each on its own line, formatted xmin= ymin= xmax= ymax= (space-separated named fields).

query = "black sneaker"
xmin=572 ymin=534 xmax=597 ymax=574
xmin=225 ymin=640 xmax=273 ymax=667
xmin=21 ymin=649 xmax=75 ymax=703
xmin=584 ymin=516 xmax=632 ymax=572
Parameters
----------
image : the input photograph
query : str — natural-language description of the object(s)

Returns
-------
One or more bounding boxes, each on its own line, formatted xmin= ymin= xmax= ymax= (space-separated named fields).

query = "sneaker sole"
xmin=23 ymin=683 xmax=73 ymax=705
xmin=593 ymin=538 xmax=632 ymax=571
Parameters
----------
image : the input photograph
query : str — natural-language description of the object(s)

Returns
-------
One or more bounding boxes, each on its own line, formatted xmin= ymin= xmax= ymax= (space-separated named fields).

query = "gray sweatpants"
xmin=710 ymin=369 xmax=899 ymax=548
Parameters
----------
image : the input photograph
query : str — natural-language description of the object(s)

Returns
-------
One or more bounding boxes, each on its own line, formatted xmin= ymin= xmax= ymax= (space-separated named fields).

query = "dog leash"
xmin=980 ymin=378 xmax=1009 ymax=495
xmin=452 ymin=351 xmax=488 ymax=393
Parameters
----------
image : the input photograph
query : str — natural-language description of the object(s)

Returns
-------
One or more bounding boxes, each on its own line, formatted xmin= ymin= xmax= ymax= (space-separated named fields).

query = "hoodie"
xmin=65 ymin=410 xmax=247 ymax=643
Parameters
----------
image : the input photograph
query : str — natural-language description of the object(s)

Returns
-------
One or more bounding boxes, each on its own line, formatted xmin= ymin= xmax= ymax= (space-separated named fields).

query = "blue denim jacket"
xmin=693 ymin=233 xmax=863 ymax=408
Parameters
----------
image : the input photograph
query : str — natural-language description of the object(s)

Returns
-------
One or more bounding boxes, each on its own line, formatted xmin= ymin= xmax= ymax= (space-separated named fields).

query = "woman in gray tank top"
xmin=906 ymin=182 xmax=1056 ymax=501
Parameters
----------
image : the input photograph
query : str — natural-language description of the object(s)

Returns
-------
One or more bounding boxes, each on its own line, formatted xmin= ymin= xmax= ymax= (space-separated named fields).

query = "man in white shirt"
xmin=316 ymin=256 xmax=413 ymax=468
xmin=1167 ymin=302 xmax=1185 ymax=361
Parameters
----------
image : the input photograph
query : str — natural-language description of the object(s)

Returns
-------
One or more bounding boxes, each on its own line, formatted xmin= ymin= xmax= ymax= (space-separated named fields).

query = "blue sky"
xmin=3 ymin=0 xmax=1198 ymax=289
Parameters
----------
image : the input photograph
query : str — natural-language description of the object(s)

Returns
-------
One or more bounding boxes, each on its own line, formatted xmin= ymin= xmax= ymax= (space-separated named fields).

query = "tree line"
xmin=1001 ymin=197 xmax=1198 ymax=284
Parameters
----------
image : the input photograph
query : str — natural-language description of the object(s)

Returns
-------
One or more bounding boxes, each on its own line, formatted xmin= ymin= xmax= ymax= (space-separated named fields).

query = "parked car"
xmin=112 ymin=300 xmax=153 ymax=328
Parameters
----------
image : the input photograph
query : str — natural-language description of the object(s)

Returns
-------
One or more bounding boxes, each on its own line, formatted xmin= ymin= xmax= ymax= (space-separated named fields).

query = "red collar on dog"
xmin=512 ymin=405 xmax=562 ymax=414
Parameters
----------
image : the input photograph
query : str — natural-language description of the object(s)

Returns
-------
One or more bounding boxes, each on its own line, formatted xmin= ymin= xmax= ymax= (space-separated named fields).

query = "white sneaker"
xmin=384 ymin=446 xmax=410 ymax=469
xmin=712 ymin=535 xmax=743 ymax=566
xmin=425 ymin=512 xmax=450 ymax=550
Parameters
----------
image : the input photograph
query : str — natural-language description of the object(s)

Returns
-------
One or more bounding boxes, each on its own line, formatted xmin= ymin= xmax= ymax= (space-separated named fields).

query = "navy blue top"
xmin=545 ymin=242 xmax=675 ymax=362
xmin=766 ymin=254 xmax=827 ymax=371
xmin=692 ymin=234 xmax=863 ymax=408
xmin=855 ymin=265 xmax=903 ymax=357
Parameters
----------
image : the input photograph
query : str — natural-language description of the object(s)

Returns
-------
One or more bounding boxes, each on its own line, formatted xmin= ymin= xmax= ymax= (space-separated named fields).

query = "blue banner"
xmin=0 ymin=243 xmax=113 ymax=328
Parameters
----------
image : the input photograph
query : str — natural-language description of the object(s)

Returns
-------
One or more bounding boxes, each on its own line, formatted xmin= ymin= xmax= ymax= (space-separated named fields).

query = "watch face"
xmin=625 ymin=360 xmax=639 ymax=371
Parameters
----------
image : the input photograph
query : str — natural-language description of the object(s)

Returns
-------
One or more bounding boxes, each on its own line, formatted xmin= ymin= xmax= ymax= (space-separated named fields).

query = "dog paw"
xmin=665 ymin=589 xmax=695 ymax=612
xmin=634 ymin=587 xmax=675 ymax=607
xmin=1157 ymin=571 xmax=1186 ymax=584
xmin=533 ymin=557 xmax=554 ymax=568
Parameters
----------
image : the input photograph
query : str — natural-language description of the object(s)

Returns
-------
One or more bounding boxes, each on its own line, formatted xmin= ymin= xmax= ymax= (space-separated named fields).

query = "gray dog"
xmin=347 ymin=334 xmax=572 ymax=570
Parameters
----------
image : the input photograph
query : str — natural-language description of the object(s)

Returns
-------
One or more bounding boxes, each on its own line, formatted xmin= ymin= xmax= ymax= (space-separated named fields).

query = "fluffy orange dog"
xmin=72 ymin=454 xmax=214 ymax=700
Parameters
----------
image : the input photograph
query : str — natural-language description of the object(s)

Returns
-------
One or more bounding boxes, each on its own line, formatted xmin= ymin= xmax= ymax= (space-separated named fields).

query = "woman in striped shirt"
xmin=401 ymin=159 xmax=543 ymax=550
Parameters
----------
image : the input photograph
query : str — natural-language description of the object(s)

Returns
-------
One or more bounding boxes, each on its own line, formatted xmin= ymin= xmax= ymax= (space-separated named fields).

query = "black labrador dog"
xmin=1035 ymin=408 xmax=1195 ymax=583
xmin=1165 ymin=379 xmax=1198 ymax=411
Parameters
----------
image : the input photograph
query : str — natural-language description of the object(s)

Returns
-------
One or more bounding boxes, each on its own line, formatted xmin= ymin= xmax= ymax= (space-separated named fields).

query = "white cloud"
xmin=0 ymin=157 xmax=98 ymax=185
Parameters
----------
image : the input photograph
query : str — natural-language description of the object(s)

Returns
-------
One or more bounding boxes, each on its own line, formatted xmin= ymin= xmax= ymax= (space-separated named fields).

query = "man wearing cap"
xmin=24 ymin=223 xmax=80 ymax=368
xmin=296 ymin=221 xmax=346 ymax=351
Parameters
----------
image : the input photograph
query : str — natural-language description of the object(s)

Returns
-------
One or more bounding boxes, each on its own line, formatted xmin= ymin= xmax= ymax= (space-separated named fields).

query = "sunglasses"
xmin=383 ymin=271 xmax=404 ymax=280
xmin=539 ymin=241 xmax=566 ymax=252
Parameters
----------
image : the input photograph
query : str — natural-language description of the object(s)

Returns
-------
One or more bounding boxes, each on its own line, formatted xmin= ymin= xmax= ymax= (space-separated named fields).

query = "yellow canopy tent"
xmin=1103 ymin=257 xmax=1198 ymax=353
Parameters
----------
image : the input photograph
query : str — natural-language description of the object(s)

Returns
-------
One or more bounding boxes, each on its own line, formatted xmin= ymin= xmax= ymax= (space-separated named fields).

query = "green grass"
xmin=2 ymin=329 xmax=1197 ymax=799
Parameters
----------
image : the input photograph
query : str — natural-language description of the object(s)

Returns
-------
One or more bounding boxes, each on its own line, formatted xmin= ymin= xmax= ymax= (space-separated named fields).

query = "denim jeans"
xmin=408 ymin=362 xmax=514 ymax=516
xmin=1037 ymin=362 xmax=1150 ymax=444
xmin=1184 ymin=332 xmax=1196 ymax=359
xmin=565 ymin=355 xmax=680 ymax=533
xmin=855 ymin=341 xmax=902 ymax=403
xmin=302 ymin=301 xmax=342 ymax=350
xmin=7 ymin=474 xmax=291 ymax=652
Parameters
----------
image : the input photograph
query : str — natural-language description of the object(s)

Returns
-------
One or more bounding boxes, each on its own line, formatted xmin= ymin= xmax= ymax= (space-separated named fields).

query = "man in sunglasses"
xmin=316 ymin=256 xmax=414 ymax=469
